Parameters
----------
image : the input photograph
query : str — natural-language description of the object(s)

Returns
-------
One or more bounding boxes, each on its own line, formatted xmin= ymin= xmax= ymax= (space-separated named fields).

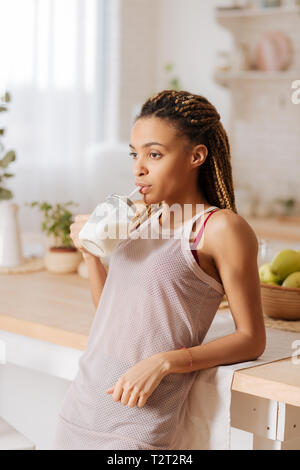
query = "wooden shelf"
xmin=216 ymin=6 xmax=300 ymax=20
xmin=214 ymin=70 xmax=300 ymax=87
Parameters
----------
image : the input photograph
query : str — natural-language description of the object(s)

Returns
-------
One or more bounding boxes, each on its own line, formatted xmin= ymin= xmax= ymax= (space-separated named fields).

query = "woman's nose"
xmin=133 ymin=159 xmax=149 ymax=177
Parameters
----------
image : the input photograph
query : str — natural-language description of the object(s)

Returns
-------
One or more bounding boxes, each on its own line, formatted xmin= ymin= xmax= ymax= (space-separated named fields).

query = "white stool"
xmin=0 ymin=417 xmax=36 ymax=450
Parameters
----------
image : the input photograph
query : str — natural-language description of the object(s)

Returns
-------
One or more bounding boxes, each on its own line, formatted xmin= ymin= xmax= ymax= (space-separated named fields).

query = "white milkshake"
xmin=78 ymin=187 xmax=141 ymax=258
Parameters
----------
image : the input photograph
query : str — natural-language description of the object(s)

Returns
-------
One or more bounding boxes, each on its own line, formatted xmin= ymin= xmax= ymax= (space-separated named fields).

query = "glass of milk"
xmin=78 ymin=187 xmax=141 ymax=257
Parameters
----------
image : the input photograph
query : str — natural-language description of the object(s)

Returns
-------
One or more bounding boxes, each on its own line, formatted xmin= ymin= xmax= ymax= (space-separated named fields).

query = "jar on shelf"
xmin=230 ymin=43 xmax=251 ymax=71
xmin=215 ymin=50 xmax=232 ymax=73
xmin=231 ymin=0 xmax=256 ymax=6
xmin=260 ymin=0 xmax=282 ymax=7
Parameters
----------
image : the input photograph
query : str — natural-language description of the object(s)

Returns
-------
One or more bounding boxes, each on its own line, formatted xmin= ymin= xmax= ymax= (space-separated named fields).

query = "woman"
xmin=52 ymin=90 xmax=266 ymax=450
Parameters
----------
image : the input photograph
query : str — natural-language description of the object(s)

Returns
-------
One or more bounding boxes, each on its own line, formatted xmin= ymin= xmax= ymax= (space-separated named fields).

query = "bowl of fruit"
xmin=259 ymin=248 xmax=300 ymax=320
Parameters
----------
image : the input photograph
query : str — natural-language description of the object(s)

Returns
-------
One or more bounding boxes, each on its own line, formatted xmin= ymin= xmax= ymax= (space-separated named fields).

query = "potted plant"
xmin=26 ymin=200 xmax=82 ymax=274
xmin=0 ymin=90 xmax=23 ymax=268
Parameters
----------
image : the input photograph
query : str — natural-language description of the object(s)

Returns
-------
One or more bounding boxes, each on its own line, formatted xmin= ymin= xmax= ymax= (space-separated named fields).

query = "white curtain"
xmin=0 ymin=0 xmax=107 ymax=232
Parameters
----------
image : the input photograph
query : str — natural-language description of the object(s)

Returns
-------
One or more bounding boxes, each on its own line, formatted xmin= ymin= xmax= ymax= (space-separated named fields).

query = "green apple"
xmin=282 ymin=271 xmax=300 ymax=288
xmin=259 ymin=263 xmax=281 ymax=285
xmin=270 ymin=249 xmax=300 ymax=283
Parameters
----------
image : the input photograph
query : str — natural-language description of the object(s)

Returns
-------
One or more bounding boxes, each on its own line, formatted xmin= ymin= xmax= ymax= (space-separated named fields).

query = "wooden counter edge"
xmin=232 ymin=358 xmax=300 ymax=407
xmin=0 ymin=313 xmax=88 ymax=351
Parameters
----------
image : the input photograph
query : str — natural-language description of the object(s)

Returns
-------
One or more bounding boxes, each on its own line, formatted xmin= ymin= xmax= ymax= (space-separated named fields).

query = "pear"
xmin=282 ymin=271 xmax=300 ymax=289
xmin=270 ymin=249 xmax=300 ymax=283
xmin=259 ymin=263 xmax=281 ymax=285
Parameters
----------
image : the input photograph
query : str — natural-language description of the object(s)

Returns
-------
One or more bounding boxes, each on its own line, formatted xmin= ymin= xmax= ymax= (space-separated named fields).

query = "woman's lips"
xmin=139 ymin=185 xmax=152 ymax=194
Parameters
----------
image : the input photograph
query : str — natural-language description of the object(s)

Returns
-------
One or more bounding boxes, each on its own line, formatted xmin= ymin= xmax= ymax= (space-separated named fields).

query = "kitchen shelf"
xmin=216 ymin=6 xmax=300 ymax=20
xmin=214 ymin=70 xmax=300 ymax=87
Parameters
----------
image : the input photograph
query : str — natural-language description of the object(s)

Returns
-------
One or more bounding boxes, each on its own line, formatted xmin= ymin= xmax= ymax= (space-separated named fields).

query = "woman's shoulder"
xmin=210 ymin=208 xmax=254 ymax=229
xmin=206 ymin=208 xmax=258 ymax=254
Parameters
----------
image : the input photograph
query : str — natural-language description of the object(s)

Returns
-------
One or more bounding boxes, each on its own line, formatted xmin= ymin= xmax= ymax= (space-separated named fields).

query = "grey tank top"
xmin=53 ymin=205 xmax=225 ymax=450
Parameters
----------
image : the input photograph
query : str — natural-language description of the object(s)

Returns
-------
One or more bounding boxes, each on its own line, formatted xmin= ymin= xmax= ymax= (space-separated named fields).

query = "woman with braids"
xmin=53 ymin=90 xmax=266 ymax=450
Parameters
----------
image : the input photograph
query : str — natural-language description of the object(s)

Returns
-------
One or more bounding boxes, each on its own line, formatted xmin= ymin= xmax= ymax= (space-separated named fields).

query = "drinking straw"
xmin=128 ymin=186 xmax=141 ymax=200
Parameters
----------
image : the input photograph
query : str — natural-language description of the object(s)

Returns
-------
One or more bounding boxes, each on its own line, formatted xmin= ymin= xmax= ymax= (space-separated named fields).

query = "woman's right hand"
xmin=70 ymin=214 xmax=94 ymax=257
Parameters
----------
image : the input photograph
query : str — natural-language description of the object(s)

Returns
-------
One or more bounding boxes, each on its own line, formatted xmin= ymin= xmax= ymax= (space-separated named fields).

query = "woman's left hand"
xmin=106 ymin=353 xmax=169 ymax=408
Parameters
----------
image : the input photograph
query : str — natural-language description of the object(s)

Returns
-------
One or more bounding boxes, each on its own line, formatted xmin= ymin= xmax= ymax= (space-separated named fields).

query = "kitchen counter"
xmin=1 ymin=268 xmax=300 ymax=449
xmin=245 ymin=215 xmax=300 ymax=242
xmin=0 ymin=270 xmax=94 ymax=350
xmin=1 ymin=270 xmax=299 ymax=406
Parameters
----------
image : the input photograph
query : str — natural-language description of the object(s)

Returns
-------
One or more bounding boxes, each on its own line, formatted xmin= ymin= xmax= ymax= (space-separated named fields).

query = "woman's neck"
xmin=159 ymin=193 xmax=212 ymax=230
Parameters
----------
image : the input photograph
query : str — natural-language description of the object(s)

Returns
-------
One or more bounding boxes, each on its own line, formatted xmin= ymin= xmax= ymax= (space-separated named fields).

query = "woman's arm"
xmin=70 ymin=214 xmax=108 ymax=309
xmin=82 ymin=252 xmax=108 ymax=309
xmin=162 ymin=210 xmax=267 ymax=374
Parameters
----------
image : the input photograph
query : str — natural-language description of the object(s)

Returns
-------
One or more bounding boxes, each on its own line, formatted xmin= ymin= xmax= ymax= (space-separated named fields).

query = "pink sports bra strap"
xmin=192 ymin=208 xmax=220 ymax=247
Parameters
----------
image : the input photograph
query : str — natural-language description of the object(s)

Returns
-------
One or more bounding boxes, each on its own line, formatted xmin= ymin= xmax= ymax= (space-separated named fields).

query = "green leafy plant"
xmin=0 ymin=91 xmax=16 ymax=201
xmin=149 ymin=62 xmax=183 ymax=96
xmin=25 ymin=201 xmax=79 ymax=249
xmin=274 ymin=197 xmax=297 ymax=216
xmin=164 ymin=63 xmax=183 ymax=91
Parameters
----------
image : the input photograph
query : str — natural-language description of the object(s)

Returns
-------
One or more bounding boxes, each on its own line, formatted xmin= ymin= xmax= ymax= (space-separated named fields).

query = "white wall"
xmin=155 ymin=0 xmax=233 ymax=131
xmin=12 ymin=1 xmax=236 ymax=240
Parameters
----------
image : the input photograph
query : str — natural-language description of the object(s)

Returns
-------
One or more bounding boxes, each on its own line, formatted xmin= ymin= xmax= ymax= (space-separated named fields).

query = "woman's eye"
xmin=150 ymin=152 xmax=161 ymax=159
xmin=129 ymin=152 xmax=161 ymax=159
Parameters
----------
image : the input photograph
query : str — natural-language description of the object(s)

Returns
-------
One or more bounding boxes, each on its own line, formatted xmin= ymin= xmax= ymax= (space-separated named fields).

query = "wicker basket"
xmin=261 ymin=283 xmax=300 ymax=320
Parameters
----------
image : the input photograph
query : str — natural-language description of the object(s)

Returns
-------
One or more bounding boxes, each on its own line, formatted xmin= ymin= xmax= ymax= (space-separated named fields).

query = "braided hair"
xmin=134 ymin=89 xmax=238 ymax=214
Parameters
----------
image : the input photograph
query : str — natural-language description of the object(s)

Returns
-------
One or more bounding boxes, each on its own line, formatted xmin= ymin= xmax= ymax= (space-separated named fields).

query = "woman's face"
xmin=130 ymin=117 xmax=200 ymax=205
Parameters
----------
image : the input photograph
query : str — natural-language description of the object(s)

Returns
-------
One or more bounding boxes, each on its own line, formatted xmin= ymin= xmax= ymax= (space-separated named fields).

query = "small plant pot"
xmin=44 ymin=246 xmax=82 ymax=274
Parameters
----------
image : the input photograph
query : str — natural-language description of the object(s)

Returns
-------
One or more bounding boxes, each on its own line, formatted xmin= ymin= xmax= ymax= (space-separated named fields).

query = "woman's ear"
xmin=190 ymin=144 xmax=208 ymax=169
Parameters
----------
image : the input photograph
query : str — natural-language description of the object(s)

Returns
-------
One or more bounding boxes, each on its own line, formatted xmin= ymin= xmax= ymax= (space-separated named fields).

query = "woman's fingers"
xmin=106 ymin=386 xmax=147 ymax=408
xmin=127 ymin=387 xmax=140 ymax=408
xmin=111 ymin=382 xmax=123 ymax=403
xmin=69 ymin=215 xmax=91 ymax=253
xmin=106 ymin=383 xmax=143 ymax=408
xmin=120 ymin=386 xmax=132 ymax=406
xmin=137 ymin=392 xmax=148 ymax=408
xmin=74 ymin=214 xmax=90 ymax=222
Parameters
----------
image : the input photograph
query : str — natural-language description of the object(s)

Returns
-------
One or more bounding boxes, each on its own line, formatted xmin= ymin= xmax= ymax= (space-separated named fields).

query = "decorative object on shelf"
xmin=255 ymin=31 xmax=293 ymax=71
xmin=215 ymin=50 xmax=232 ymax=73
xmin=0 ymin=256 xmax=45 ymax=274
xmin=231 ymin=42 xmax=251 ymax=71
xmin=0 ymin=90 xmax=23 ymax=268
xmin=216 ymin=0 xmax=254 ymax=10
xmin=26 ymin=200 xmax=82 ymax=274
xmin=260 ymin=0 xmax=282 ymax=7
